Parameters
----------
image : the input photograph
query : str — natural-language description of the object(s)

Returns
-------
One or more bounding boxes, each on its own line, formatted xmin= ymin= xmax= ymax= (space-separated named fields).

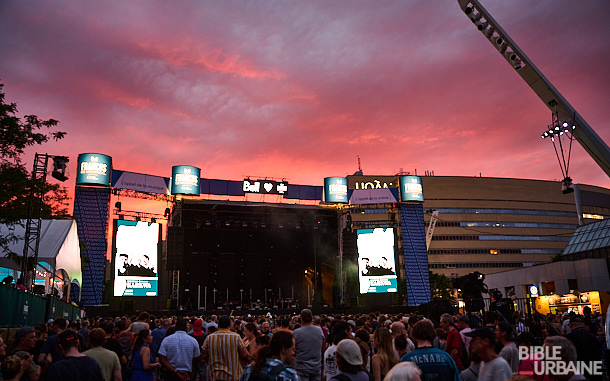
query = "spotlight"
xmin=562 ymin=122 xmax=569 ymax=128
xmin=495 ymin=37 xmax=503 ymax=45
xmin=470 ymin=13 xmax=482 ymax=23
xmin=504 ymin=51 xmax=517 ymax=60
xmin=476 ymin=21 xmax=488 ymax=31
xmin=561 ymin=177 xmax=574 ymax=194
xmin=498 ymin=42 xmax=508 ymax=54
xmin=51 ymin=156 xmax=69 ymax=182
xmin=512 ymin=58 xmax=522 ymax=70
xmin=483 ymin=27 xmax=494 ymax=38
xmin=465 ymin=6 xmax=474 ymax=15
xmin=115 ymin=202 xmax=122 ymax=212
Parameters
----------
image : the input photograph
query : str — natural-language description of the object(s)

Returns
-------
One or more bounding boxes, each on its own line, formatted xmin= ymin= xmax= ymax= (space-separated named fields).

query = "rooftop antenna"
xmin=353 ymin=156 xmax=363 ymax=175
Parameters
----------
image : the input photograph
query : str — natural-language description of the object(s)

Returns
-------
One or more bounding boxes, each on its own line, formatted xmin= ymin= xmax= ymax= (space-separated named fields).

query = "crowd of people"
xmin=0 ymin=307 xmax=607 ymax=381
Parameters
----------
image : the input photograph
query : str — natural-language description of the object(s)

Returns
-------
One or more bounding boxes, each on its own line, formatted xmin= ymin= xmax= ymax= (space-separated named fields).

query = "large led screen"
xmin=171 ymin=165 xmax=200 ymax=195
xmin=324 ymin=177 xmax=348 ymax=203
xmin=113 ymin=220 xmax=160 ymax=296
xmin=357 ymin=228 xmax=398 ymax=294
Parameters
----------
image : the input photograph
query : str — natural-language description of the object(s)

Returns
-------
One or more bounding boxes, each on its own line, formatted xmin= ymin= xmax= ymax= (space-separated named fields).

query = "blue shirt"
xmin=401 ymin=346 xmax=460 ymax=381
xmin=158 ymin=330 xmax=201 ymax=372
xmin=151 ymin=327 xmax=167 ymax=357
xmin=239 ymin=358 xmax=300 ymax=381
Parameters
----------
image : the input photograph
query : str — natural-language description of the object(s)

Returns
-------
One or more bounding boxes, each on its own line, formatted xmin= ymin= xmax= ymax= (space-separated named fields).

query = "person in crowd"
xmin=465 ymin=327 xmax=512 ymax=381
xmin=459 ymin=352 xmax=482 ymax=381
xmin=2 ymin=355 xmax=29 ymax=381
xmin=31 ymin=322 xmax=48 ymax=361
xmin=129 ymin=312 xmax=151 ymax=335
xmin=393 ymin=334 xmax=409 ymax=363
xmin=244 ymin=322 xmax=262 ymax=357
xmin=384 ymin=362 xmax=421 ymax=381
xmin=78 ymin=320 xmax=90 ymax=347
xmin=159 ymin=318 xmax=201 ymax=381
xmin=151 ymin=318 xmax=169 ymax=359
xmin=323 ymin=321 xmax=350 ymax=381
xmin=45 ymin=330 xmax=104 ymax=381
xmin=440 ymin=314 xmax=463 ymax=371
xmin=100 ymin=321 xmax=128 ymax=369
xmin=239 ymin=330 xmax=300 ymax=381
xmin=514 ymin=332 xmax=545 ymax=381
xmin=330 ymin=338 xmax=370 ymax=381
xmin=543 ymin=335 xmax=587 ymax=381
xmin=566 ymin=314 xmax=603 ymax=381
xmin=400 ymin=319 xmax=460 ymax=381
xmin=202 ymin=315 xmax=249 ymax=381
xmin=83 ymin=328 xmax=122 ymax=381
xmin=293 ymin=309 xmax=325 ymax=381
xmin=67 ymin=321 xmax=86 ymax=351
xmin=207 ymin=315 xmax=219 ymax=332
xmin=353 ymin=329 xmax=372 ymax=374
xmin=38 ymin=317 xmax=69 ymax=375
xmin=10 ymin=326 xmax=41 ymax=381
xmin=561 ymin=312 xmax=573 ymax=335
xmin=131 ymin=329 xmax=162 ymax=381
xmin=389 ymin=321 xmax=413 ymax=360
xmin=457 ymin=314 xmax=473 ymax=353
xmin=190 ymin=318 xmax=207 ymax=381
xmin=496 ymin=321 xmax=520 ymax=374
xmin=261 ymin=322 xmax=273 ymax=337
xmin=371 ymin=328 xmax=396 ymax=381
xmin=233 ymin=320 xmax=245 ymax=339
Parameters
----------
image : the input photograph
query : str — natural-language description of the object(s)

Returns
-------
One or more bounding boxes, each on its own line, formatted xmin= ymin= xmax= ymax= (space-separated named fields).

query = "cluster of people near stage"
xmin=0 ymin=307 xmax=607 ymax=381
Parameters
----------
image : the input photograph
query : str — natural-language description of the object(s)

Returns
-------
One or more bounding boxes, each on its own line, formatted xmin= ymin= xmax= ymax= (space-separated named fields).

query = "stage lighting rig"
xmin=541 ymin=108 xmax=576 ymax=193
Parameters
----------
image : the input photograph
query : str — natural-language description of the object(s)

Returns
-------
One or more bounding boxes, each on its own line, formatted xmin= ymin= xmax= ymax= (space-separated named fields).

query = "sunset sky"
xmin=1 ymin=0 xmax=609 ymax=202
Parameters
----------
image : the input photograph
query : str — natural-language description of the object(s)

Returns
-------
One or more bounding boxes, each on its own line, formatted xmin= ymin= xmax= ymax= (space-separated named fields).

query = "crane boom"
xmin=457 ymin=0 xmax=610 ymax=177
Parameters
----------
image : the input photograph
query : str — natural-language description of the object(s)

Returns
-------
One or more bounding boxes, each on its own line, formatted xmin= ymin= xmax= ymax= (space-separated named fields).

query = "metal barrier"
xmin=0 ymin=283 xmax=83 ymax=327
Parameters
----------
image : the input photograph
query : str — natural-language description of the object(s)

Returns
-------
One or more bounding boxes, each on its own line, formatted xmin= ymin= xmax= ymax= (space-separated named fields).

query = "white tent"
xmin=0 ymin=219 xmax=82 ymax=292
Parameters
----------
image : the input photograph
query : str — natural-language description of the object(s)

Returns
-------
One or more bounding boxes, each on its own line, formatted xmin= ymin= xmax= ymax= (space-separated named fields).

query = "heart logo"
xmin=264 ymin=183 xmax=274 ymax=192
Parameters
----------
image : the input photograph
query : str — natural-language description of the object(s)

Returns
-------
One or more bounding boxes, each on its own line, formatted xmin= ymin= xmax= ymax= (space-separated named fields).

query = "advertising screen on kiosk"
xmin=171 ymin=165 xmax=200 ymax=195
xmin=113 ymin=220 xmax=160 ymax=296
xmin=357 ymin=228 xmax=398 ymax=294
xmin=399 ymin=176 xmax=423 ymax=202
xmin=76 ymin=153 xmax=112 ymax=186
xmin=324 ymin=177 xmax=348 ymax=203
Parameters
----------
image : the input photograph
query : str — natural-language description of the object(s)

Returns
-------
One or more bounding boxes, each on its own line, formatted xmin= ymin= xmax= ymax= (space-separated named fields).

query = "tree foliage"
xmin=429 ymin=271 xmax=454 ymax=300
xmin=0 ymin=82 xmax=70 ymax=261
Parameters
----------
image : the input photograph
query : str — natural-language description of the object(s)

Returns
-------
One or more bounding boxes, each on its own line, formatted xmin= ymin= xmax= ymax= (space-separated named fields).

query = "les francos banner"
xmin=76 ymin=153 xmax=112 ymax=187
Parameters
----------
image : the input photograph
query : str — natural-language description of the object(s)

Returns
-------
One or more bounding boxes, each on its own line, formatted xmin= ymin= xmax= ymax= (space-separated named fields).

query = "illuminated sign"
xmin=113 ymin=220 xmax=160 ymax=297
xmin=324 ymin=177 xmax=348 ymax=203
xmin=171 ymin=166 xmax=200 ymax=195
xmin=243 ymin=179 xmax=289 ymax=195
xmin=399 ymin=176 xmax=424 ymax=202
xmin=76 ymin=153 xmax=112 ymax=186
xmin=357 ymin=228 xmax=398 ymax=294
xmin=349 ymin=176 xmax=399 ymax=190
xmin=530 ymin=285 xmax=539 ymax=297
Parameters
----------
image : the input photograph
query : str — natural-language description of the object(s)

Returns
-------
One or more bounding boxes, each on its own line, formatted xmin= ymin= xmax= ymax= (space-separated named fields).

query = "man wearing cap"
xmin=45 ymin=330 xmax=104 ymax=381
xmin=331 ymin=339 xmax=369 ymax=381
xmin=495 ymin=321 xmax=519 ymax=374
xmin=457 ymin=315 xmax=472 ymax=354
xmin=465 ymin=327 xmax=511 ymax=381
xmin=10 ymin=327 xmax=41 ymax=381
xmin=401 ymin=320 xmax=460 ymax=381
xmin=566 ymin=314 xmax=603 ymax=381
xmin=201 ymin=315 xmax=249 ymax=381
xmin=293 ymin=309 xmax=325 ymax=381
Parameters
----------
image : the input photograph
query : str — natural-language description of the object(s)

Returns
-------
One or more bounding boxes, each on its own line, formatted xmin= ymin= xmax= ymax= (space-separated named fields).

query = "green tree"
xmin=0 ymin=82 xmax=69 ymax=263
xmin=429 ymin=271 xmax=454 ymax=300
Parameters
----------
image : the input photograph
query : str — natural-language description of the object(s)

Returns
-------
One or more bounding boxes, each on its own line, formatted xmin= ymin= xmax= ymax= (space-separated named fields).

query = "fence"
xmin=0 ymin=283 xmax=83 ymax=327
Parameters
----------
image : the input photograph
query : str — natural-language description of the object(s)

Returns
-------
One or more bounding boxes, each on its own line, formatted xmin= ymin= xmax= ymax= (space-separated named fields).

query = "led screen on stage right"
xmin=357 ymin=228 xmax=398 ymax=294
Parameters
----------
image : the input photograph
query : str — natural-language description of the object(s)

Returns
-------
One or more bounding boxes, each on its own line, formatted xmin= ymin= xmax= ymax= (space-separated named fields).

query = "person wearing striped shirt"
xmin=202 ymin=315 xmax=251 ymax=381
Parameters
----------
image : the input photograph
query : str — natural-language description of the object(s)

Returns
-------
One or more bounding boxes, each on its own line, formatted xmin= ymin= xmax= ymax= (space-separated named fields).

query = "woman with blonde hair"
xmin=371 ymin=328 xmax=397 ymax=381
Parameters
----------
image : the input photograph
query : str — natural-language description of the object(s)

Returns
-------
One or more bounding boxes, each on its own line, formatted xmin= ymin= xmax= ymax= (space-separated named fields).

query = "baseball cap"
xmin=569 ymin=315 xmax=584 ymax=324
xmin=13 ymin=326 xmax=34 ymax=344
xmin=336 ymin=339 xmax=363 ymax=366
xmin=58 ymin=330 xmax=80 ymax=348
xmin=464 ymin=327 xmax=495 ymax=340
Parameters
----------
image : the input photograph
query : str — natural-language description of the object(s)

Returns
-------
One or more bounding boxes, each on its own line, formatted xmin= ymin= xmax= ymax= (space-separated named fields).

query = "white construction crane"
xmin=457 ymin=0 xmax=610 ymax=189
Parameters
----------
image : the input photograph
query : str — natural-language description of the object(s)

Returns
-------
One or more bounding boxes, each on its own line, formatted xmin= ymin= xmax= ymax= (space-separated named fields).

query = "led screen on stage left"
xmin=357 ymin=228 xmax=398 ymax=294
xmin=113 ymin=220 xmax=160 ymax=296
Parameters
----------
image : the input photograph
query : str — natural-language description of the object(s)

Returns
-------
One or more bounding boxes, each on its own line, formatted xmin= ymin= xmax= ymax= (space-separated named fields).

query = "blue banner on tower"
xmin=74 ymin=187 xmax=110 ymax=305
xmin=400 ymin=203 xmax=430 ymax=305
xmin=171 ymin=166 xmax=201 ymax=195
